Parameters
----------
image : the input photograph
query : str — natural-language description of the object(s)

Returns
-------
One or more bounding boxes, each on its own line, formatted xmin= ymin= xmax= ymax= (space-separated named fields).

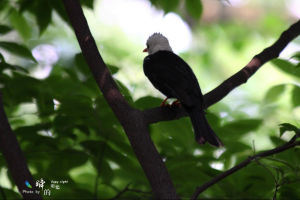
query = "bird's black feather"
xmin=143 ymin=50 xmax=223 ymax=147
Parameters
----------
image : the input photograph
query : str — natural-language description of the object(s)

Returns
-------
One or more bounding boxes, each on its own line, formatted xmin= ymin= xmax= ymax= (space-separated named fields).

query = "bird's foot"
xmin=171 ymin=100 xmax=181 ymax=107
xmin=160 ymin=98 xmax=169 ymax=107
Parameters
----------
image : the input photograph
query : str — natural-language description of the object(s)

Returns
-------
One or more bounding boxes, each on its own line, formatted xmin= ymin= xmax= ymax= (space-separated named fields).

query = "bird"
xmin=143 ymin=33 xmax=223 ymax=147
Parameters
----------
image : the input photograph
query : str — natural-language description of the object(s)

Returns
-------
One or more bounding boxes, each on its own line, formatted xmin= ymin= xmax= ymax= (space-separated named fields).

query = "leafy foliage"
xmin=0 ymin=0 xmax=299 ymax=199
xmin=149 ymin=0 xmax=203 ymax=19
xmin=272 ymin=58 xmax=300 ymax=79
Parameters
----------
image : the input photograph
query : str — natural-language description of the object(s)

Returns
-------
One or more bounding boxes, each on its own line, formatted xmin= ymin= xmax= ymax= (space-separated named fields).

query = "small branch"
xmin=109 ymin=183 xmax=152 ymax=200
xmin=62 ymin=0 xmax=179 ymax=199
xmin=109 ymin=183 xmax=131 ymax=200
xmin=191 ymin=134 xmax=300 ymax=200
xmin=144 ymin=20 xmax=300 ymax=124
xmin=255 ymin=160 xmax=280 ymax=200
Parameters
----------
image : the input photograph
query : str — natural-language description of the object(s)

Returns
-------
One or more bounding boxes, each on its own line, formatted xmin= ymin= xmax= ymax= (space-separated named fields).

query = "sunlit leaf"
xmin=80 ymin=0 xmax=94 ymax=9
xmin=221 ymin=119 xmax=263 ymax=137
xmin=9 ymin=9 xmax=32 ymax=40
xmin=0 ymin=61 xmax=29 ymax=73
xmin=291 ymin=85 xmax=300 ymax=107
xmin=264 ymin=84 xmax=286 ymax=103
xmin=134 ymin=96 xmax=163 ymax=109
xmin=291 ymin=51 xmax=300 ymax=61
xmin=48 ymin=0 xmax=69 ymax=23
xmin=272 ymin=58 xmax=300 ymax=79
xmin=186 ymin=0 xmax=203 ymax=19
xmin=279 ymin=123 xmax=299 ymax=137
xmin=270 ymin=135 xmax=286 ymax=146
xmin=47 ymin=149 xmax=88 ymax=176
xmin=0 ymin=42 xmax=36 ymax=62
xmin=106 ymin=64 xmax=119 ymax=74
xmin=34 ymin=0 xmax=52 ymax=34
xmin=150 ymin=0 xmax=179 ymax=13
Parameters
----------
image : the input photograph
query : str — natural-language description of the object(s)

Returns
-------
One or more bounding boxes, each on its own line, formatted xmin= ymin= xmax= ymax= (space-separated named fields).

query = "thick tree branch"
xmin=144 ymin=20 xmax=300 ymax=124
xmin=62 ymin=0 xmax=179 ymax=199
xmin=0 ymin=92 xmax=41 ymax=199
xmin=191 ymin=133 xmax=300 ymax=200
xmin=62 ymin=1 xmax=300 ymax=198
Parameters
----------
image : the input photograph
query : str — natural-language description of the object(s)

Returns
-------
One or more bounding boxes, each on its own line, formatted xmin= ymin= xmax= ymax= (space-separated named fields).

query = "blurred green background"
xmin=0 ymin=0 xmax=299 ymax=199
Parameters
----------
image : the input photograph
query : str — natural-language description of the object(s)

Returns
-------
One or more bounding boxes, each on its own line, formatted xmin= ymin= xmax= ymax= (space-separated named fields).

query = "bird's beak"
xmin=143 ymin=48 xmax=148 ymax=52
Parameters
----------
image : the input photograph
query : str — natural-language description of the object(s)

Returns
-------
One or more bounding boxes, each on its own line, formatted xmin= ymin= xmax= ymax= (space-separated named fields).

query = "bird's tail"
xmin=188 ymin=108 xmax=223 ymax=147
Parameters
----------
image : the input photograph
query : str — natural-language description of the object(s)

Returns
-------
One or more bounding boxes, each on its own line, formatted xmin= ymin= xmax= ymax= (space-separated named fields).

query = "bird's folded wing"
xmin=144 ymin=51 xmax=203 ymax=107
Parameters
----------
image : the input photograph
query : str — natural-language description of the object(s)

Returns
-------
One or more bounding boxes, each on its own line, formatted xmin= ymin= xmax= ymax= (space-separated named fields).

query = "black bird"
xmin=143 ymin=33 xmax=223 ymax=147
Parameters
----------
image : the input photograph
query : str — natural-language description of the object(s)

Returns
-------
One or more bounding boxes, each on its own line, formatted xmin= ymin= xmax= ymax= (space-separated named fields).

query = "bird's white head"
xmin=143 ymin=33 xmax=173 ymax=55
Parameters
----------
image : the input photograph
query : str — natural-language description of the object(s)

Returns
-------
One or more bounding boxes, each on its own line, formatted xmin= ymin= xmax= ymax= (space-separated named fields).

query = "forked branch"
xmin=143 ymin=20 xmax=300 ymax=124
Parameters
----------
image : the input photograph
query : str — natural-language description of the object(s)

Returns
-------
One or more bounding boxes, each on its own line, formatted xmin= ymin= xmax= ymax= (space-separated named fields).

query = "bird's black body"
xmin=144 ymin=50 xmax=223 ymax=147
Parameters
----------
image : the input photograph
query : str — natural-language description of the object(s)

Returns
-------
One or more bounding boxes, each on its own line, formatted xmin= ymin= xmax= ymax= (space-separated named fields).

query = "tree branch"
xmin=61 ymin=1 xmax=300 ymax=198
xmin=191 ymin=133 xmax=300 ymax=200
xmin=0 ymin=92 xmax=41 ymax=199
xmin=62 ymin=0 xmax=179 ymax=199
xmin=144 ymin=20 xmax=300 ymax=124
xmin=109 ymin=183 xmax=152 ymax=200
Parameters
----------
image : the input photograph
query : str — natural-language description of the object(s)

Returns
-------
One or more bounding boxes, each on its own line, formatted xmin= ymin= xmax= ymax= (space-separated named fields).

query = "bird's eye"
xmin=146 ymin=43 xmax=149 ymax=48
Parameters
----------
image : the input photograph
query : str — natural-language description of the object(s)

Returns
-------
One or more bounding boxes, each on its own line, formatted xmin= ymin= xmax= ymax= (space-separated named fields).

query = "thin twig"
xmin=144 ymin=20 xmax=300 ymax=125
xmin=109 ymin=183 xmax=131 ymax=200
xmin=109 ymin=183 xmax=152 ymax=200
xmin=191 ymin=134 xmax=300 ymax=200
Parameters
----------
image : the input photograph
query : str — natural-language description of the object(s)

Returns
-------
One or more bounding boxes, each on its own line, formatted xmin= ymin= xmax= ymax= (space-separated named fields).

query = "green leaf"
xmin=0 ymin=54 xmax=29 ymax=73
xmin=272 ymin=58 xmax=300 ymax=79
xmin=134 ymin=96 xmax=163 ymax=109
xmin=0 ymin=52 xmax=5 ymax=62
xmin=0 ymin=41 xmax=36 ymax=62
xmin=9 ymin=9 xmax=32 ymax=40
xmin=291 ymin=85 xmax=300 ymax=107
xmin=75 ymin=53 xmax=90 ymax=76
xmin=0 ymin=0 xmax=8 ymax=12
xmin=280 ymin=184 xmax=300 ymax=199
xmin=48 ymin=0 xmax=69 ymax=23
xmin=80 ymin=0 xmax=94 ymax=9
xmin=221 ymin=119 xmax=263 ymax=138
xmin=150 ymin=0 xmax=179 ymax=13
xmin=106 ymin=64 xmax=119 ymax=74
xmin=291 ymin=51 xmax=300 ymax=61
xmin=279 ymin=123 xmax=299 ymax=137
xmin=47 ymin=149 xmax=88 ymax=176
xmin=186 ymin=0 xmax=203 ymax=19
xmin=19 ymin=0 xmax=35 ymax=12
xmin=0 ymin=24 xmax=12 ymax=35
xmin=270 ymin=135 xmax=286 ymax=146
xmin=115 ymin=80 xmax=133 ymax=104
xmin=19 ymin=0 xmax=52 ymax=34
xmin=34 ymin=0 xmax=52 ymax=34
xmin=0 ymin=188 xmax=21 ymax=199
xmin=36 ymin=93 xmax=55 ymax=117
xmin=0 ymin=61 xmax=29 ymax=73
xmin=264 ymin=84 xmax=286 ymax=103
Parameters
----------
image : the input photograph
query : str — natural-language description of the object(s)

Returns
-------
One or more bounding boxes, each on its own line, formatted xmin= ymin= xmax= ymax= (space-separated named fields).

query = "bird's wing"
xmin=144 ymin=51 xmax=203 ymax=107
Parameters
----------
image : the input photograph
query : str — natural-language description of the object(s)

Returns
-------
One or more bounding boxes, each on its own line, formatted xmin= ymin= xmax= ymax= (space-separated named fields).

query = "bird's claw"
xmin=171 ymin=100 xmax=181 ymax=107
xmin=160 ymin=98 xmax=169 ymax=107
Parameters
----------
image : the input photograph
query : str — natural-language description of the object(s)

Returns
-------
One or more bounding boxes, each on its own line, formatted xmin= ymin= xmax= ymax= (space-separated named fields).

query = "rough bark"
xmin=62 ymin=0 xmax=179 ymax=199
